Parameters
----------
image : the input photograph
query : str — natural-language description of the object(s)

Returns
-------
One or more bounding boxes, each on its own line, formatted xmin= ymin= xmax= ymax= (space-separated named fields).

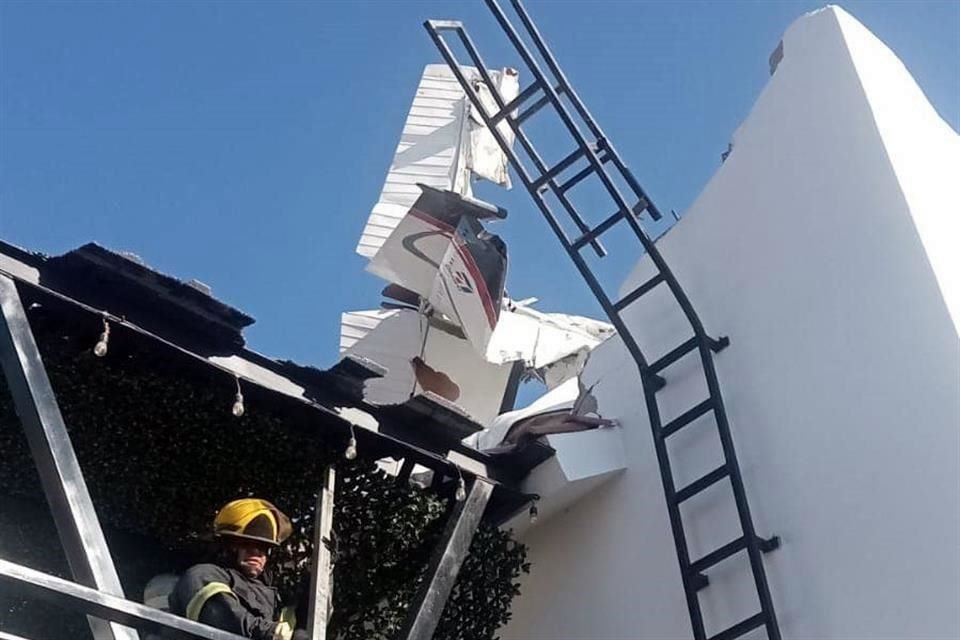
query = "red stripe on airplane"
xmin=451 ymin=232 xmax=498 ymax=329
xmin=406 ymin=206 xmax=499 ymax=330
xmin=407 ymin=208 xmax=456 ymax=235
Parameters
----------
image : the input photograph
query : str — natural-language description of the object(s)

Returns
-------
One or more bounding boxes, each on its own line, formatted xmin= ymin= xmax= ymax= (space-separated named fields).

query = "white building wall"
xmin=501 ymin=6 xmax=960 ymax=640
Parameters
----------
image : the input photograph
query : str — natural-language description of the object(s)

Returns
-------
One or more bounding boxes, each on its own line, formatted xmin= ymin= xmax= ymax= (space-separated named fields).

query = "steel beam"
xmin=0 ymin=558 xmax=244 ymax=640
xmin=0 ymin=274 xmax=138 ymax=640
xmin=305 ymin=466 xmax=336 ymax=639
xmin=399 ymin=478 xmax=493 ymax=640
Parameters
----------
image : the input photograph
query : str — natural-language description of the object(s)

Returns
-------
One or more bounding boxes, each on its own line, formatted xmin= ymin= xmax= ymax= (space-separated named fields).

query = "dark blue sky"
xmin=2 ymin=0 xmax=957 ymax=367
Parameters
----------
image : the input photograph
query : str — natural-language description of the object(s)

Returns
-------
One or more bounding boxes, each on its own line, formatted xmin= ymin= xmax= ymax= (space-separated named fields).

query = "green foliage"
xmin=0 ymin=311 xmax=529 ymax=639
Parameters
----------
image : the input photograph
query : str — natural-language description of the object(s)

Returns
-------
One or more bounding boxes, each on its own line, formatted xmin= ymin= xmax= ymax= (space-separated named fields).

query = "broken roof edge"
xmin=0 ymin=242 xmax=544 ymax=524
xmin=1 ymin=240 xmax=255 ymax=350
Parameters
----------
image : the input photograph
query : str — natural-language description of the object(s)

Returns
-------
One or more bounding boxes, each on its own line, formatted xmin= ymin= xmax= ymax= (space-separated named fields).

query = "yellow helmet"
xmin=213 ymin=498 xmax=292 ymax=547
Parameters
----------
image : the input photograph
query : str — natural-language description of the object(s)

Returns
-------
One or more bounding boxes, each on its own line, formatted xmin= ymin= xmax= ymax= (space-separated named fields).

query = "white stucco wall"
xmin=501 ymin=6 xmax=960 ymax=640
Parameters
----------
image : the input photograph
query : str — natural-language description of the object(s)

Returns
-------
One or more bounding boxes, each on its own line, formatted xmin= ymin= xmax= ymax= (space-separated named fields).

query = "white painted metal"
xmin=356 ymin=65 xmax=517 ymax=259
xmin=427 ymin=219 xmax=501 ymax=356
xmin=341 ymin=308 xmax=514 ymax=427
xmin=341 ymin=303 xmax=612 ymax=382
xmin=339 ymin=309 xmax=395 ymax=354
xmin=466 ymin=68 xmax=519 ymax=186
xmin=486 ymin=303 xmax=614 ymax=379
xmin=480 ymin=376 xmax=581 ymax=449
xmin=356 ymin=65 xmax=467 ymax=259
xmin=482 ymin=375 xmax=627 ymax=536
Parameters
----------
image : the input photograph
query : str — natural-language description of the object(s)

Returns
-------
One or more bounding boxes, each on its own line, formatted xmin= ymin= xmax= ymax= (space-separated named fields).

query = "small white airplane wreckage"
xmin=345 ymin=64 xmax=618 ymax=461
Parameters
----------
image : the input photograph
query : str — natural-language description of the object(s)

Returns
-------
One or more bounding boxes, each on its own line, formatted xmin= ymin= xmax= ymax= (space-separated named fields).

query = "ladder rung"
xmin=690 ymin=536 xmax=748 ymax=574
xmin=556 ymin=150 xmax=611 ymax=193
xmin=622 ymin=164 xmax=663 ymax=222
xmin=662 ymin=399 xmax=714 ymax=438
xmin=532 ymin=147 xmax=588 ymax=190
xmin=708 ymin=612 xmax=767 ymax=640
xmin=650 ymin=336 xmax=699 ymax=373
xmin=675 ymin=465 xmax=729 ymax=503
xmin=571 ymin=209 xmax=626 ymax=252
xmin=490 ymin=81 xmax=543 ymax=124
xmin=515 ymin=84 xmax=564 ymax=125
xmin=613 ymin=274 xmax=664 ymax=312
xmin=427 ymin=19 xmax=463 ymax=31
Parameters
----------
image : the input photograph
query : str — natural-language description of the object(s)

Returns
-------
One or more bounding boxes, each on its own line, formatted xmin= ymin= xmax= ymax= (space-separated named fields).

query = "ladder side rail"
xmin=430 ymin=15 xmax=781 ymax=640
xmin=426 ymin=23 xmax=653 ymax=370
xmin=449 ymin=27 xmax=608 ymax=258
xmin=433 ymin=30 xmax=540 ymax=183
xmin=502 ymin=0 xmax=666 ymax=223
xmin=601 ymin=144 xmax=666 ymax=223
xmin=697 ymin=342 xmax=782 ymax=640
xmin=482 ymin=1 xmax=654 ymax=243
xmin=428 ymin=22 xmax=587 ymax=253
xmin=482 ymin=1 xmax=634 ymax=207
xmin=644 ymin=382 xmax=709 ymax=640
xmin=500 ymin=0 xmax=606 ymax=145
xmin=486 ymin=0 xmax=715 ymax=340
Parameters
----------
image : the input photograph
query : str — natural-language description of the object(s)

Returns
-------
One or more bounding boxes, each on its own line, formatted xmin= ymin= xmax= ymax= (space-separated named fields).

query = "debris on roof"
xmin=0 ymin=241 xmax=548 ymax=520
xmin=42 ymin=242 xmax=254 ymax=350
xmin=340 ymin=307 xmax=517 ymax=427
xmin=487 ymin=299 xmax=615 ymax=386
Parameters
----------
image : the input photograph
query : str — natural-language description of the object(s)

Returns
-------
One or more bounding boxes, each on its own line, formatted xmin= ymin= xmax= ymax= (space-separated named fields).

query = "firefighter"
xmin=170 ymin=498 xmax=308 ymax=640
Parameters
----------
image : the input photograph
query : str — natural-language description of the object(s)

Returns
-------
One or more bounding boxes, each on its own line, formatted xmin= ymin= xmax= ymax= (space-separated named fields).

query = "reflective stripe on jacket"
xmin=169 ymin=563 xmax=282 ymax=640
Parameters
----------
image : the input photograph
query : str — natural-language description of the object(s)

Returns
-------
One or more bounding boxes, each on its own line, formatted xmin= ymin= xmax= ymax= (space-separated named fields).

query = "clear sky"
xmin=1 ymin=0 xmax=957 ymax=370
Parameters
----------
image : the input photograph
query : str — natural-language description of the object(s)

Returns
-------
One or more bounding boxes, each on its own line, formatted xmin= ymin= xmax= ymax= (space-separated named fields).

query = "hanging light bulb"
xmin=344 ymin=436 xmax=358 ymax=460
xmin=231 ymin=377 xmax=245 ymax=417
xmin=344 ymin=425 xmax=358 ymax=460
xmin=455 ymin=476 xmax=467 ymax=502
xmin=231 ymin=393 xmax=245 ymax=417
xmin=93 ymin=319 xmax=110 ymax=358
xmin=529 ymin=502 xmax=539 ymax=524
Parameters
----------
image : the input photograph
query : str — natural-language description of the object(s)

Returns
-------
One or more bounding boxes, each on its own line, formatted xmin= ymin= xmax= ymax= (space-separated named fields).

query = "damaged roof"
xmin=0 ymin=239 xmax=548 ymax=524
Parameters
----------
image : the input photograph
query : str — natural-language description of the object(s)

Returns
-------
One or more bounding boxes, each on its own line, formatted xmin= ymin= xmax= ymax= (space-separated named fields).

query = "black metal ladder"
xmin=425 ymin=2 xmax=781 ymax=639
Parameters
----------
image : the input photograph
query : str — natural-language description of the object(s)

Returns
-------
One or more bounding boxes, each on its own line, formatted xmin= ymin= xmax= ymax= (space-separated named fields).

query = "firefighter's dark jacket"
xmin=170 ymin=563 xmax=286 ymax=640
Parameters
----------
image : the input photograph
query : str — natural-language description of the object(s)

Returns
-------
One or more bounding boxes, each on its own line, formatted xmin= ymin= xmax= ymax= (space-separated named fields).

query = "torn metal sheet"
xmin=342 ymin=300 xmax=613 ymax=397
xmin=466 ymin=68 xmax=519 ymax=187
xmin=356 ymin=65 xmax=518 ymax=259
xmin=484 ymin=302 xmax=615 ymax=387
xmin=480 ymin=376 xmax=579 ymax=450
xmin=488 ymin=361 xmax=626 ymax=536
xmin=538 ymin=349 xmax=590 ymax=390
